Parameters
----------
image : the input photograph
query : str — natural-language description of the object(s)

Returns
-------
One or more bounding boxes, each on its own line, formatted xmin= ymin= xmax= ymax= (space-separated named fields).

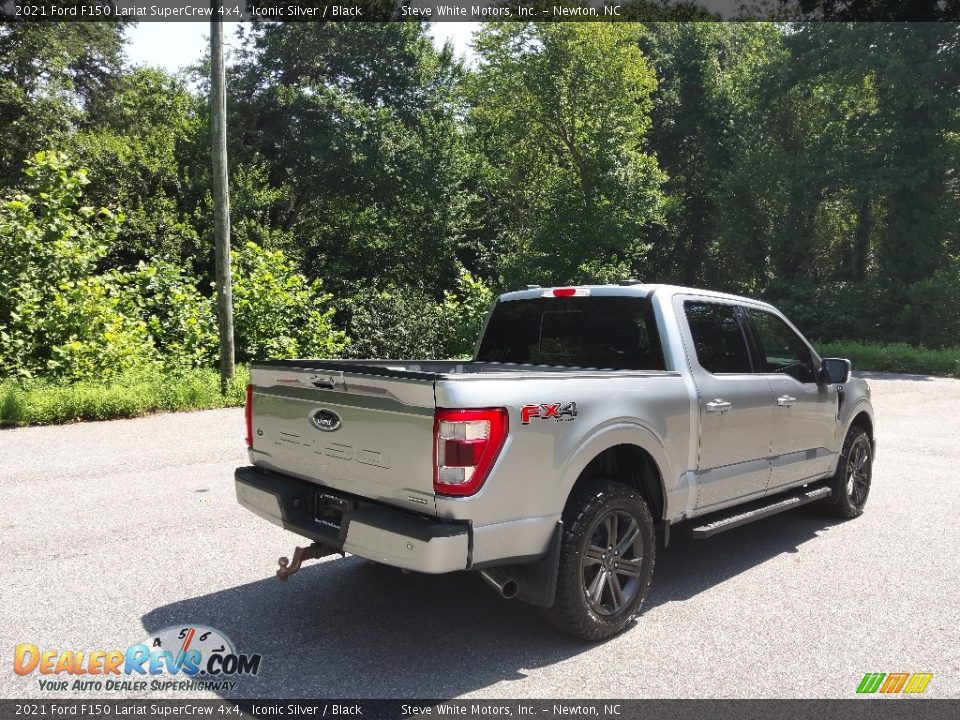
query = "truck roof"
xmin=498 ymin=283 xmax=773 ymax=308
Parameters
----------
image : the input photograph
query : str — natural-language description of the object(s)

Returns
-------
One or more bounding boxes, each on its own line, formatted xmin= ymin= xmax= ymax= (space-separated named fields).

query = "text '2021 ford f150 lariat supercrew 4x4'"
xmin=235 ymin=284 xmax=875 ymax=639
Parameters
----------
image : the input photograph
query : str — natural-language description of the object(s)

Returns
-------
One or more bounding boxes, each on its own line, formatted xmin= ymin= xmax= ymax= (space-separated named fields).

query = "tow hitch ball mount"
xmin=276 ymin=543 xmax=341 ymax=581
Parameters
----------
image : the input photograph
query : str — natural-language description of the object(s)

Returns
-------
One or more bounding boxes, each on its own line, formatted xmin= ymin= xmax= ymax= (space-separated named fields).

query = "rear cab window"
xmin=475 ymin=296 xmax=666 ymax=370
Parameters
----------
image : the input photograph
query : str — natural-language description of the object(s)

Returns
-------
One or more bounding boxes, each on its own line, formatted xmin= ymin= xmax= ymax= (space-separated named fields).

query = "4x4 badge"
xmin=521 ymin=402 xmax=578 ymax=425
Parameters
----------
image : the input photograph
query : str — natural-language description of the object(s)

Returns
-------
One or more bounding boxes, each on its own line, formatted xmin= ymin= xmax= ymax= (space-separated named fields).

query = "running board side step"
xmin=691 ymin=485 xmax=832 ymax=539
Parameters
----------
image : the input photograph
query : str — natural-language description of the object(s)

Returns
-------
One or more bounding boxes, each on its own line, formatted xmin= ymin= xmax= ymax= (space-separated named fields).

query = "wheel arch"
xmin=843 ymin=405 xmax=875 ymax=455
xmin=560 ymin=429 xmax=671 ymax=522
xmin=848 ymin=409 xmax=873 ymax=442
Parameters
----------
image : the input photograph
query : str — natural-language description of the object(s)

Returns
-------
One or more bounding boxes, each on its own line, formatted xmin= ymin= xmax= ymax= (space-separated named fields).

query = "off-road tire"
xmin=544 ymin=479 xmax=655 ymax=641
xmin=818 ymin=427 xmax=873 ymax=519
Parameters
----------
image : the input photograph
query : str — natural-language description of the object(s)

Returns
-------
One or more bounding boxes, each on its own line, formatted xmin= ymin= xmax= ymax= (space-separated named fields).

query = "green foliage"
xmin=67 ymin=67 xmax=206 ymax=267
xmin=769 ymin=255 xmax=960 ymax=350
xmin=467 ymin=22 xmax=665 ymax=289
xmin=339 ymin=270 xmax=494 ymax=361
xmin=341 ymin=285 xmax=445 ymax=360
xmin=2 ymin=23 xmax=960 ymax=405
xmin=440 ymin=269 xmax=495 ymax=358
xmin=815 ymin=341 xmax=960 ymax=378
xmin=114 ymin=258 xmax=217 ymax=369
xmin=0 ymin=151 xmax=154 ymax=380
xmin=710 ymin=24 xmax=960 ymax=314
xmin=0 ymin=366 xmax=249 ymax=427
xmin=227 ymin=162 xmax=295 ymax=252
xmin=0 ymin=152 xmax=348 ymax=383
xmin=0 ymin=22 xmax=125 ymax=188
xmin=640 ymin=23 xmax=785 ymax=284
xmin=231 ymin=242 xmax=348 ymax=362
xmin=230 ymin=23 xmax=468 ymax=298
xmin=900 ymin=260 xmax=960 ymax=349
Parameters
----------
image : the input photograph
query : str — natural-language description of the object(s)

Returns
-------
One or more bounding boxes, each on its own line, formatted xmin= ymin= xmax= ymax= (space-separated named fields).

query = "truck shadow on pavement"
xmin=646 ymin=509 xmax=845 ymax=611
xmin=142 ymin=511 xmax=840 ymax=698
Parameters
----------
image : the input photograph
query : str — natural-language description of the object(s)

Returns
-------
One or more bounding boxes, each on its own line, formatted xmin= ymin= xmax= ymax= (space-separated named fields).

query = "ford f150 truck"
xmin=235 ymin=283 xmax=875 ymax=639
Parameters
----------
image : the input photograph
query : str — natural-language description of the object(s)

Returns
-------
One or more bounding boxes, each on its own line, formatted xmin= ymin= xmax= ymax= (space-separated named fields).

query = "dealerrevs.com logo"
xmin=13 ymin=625 xmax=262 ymax=693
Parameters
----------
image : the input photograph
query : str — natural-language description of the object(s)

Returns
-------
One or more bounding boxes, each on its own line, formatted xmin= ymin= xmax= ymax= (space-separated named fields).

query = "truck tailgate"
xmin=247 ymin=363 xmax=438 ymax=514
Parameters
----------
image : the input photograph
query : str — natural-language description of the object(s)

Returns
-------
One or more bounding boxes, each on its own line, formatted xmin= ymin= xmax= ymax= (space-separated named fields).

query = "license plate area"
xmin=313 ymin=492 xmax=353 ymax=540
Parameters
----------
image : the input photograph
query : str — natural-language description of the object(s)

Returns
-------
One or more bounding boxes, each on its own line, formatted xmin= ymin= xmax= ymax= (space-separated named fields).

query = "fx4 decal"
xmin=521 ymin=402 xmax=578 ymax=425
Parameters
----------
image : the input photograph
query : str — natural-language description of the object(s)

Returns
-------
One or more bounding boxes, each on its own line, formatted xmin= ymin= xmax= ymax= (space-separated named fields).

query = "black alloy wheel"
xmin=582 ymin=509 xmax=646 ymax=616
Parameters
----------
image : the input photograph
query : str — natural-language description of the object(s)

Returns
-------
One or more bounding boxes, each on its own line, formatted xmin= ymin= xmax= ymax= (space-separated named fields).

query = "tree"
xmin=229 ymin=23 xmax=469 ymax=298
xmin=640 ymin=23 xmax=783 ymax=286
xmin=231 ymin=242 xmax=347 ymax=362
xmin=66 ymin=67 xmax=207 ymax=268
xmin=0 ymin=22 xmax=125 ymax=188
xmin=466 ymin=23 xmax=664 ymax=289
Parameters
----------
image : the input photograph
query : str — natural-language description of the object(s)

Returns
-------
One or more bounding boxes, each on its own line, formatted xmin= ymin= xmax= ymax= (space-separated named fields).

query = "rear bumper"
xmin=234 ymin=466 xmax=469 ymax=574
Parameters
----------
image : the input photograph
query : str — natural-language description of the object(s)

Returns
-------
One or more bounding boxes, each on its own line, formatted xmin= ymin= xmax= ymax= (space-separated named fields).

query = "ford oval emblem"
xmin=310 ymin=409 xmax=342 ymax=432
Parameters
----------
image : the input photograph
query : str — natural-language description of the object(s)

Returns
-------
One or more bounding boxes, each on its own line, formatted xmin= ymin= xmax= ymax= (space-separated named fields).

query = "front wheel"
xmin=544 ymin=480 xmax=655 ymax=641
xmin=819 ymin=427 xmax=873 ymax=518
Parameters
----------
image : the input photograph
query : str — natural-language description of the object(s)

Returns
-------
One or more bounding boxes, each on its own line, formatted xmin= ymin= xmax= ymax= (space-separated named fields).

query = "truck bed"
xmin=253 ymin=358 xmax=668 ymax=379
xmin=246 ymin=359 xmax=681 ymax=519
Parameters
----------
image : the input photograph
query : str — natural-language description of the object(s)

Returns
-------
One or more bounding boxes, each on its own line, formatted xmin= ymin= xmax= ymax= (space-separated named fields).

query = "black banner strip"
xmin=1 ymin=700 xmax=960 ymax=720
xmin=3 ymin=0 xmax=960 ymax=23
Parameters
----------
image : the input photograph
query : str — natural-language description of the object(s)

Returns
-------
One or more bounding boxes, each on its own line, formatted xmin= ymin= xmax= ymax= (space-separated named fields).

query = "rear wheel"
xmin=819 ymin=427 xmax=872 ymax=518
xmin=544 ymin=480 xmax=655 ymax=641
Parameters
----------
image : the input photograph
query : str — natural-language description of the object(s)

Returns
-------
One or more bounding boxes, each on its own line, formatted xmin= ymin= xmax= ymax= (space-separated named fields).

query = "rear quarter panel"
xmin=434 ymin=372 xmax=691 ymax=531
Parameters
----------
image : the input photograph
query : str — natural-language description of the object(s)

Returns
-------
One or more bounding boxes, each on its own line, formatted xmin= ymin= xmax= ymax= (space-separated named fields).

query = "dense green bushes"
xmin=0 ymin=153 xmax=350 ymax=382
xmin=815 ymin=341 xmax=960 ymax=378
xmin=773 ymin=270 xmax=960 ymax=352
xmin=341 ymin=269 xmax=494 ymax=360
xmin=0 ymin=151 xmax=152 ymax=380
xmin=231 ymin=242 xmax=347 ymax=362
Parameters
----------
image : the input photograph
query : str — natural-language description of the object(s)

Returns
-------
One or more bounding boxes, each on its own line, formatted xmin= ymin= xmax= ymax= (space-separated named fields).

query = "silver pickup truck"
xmin=235 ymin=283 xmax=875 ymax=640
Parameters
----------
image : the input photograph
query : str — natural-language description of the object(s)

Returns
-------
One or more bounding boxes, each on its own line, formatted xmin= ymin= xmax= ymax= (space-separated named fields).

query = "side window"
xmin=746 ymin=310 xmax=816 ymax=383
xmin=683 ymin=302 xmax=753 ymax=374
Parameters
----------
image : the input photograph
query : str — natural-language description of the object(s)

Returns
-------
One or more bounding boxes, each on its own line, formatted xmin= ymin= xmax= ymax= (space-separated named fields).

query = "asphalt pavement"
xmin=1 ymin=372 xmax=957 ymax=699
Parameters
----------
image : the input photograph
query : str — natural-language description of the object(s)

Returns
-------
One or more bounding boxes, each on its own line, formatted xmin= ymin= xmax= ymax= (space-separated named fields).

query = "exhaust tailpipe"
xmin=479 ymin=568 xmax=519 ymax=599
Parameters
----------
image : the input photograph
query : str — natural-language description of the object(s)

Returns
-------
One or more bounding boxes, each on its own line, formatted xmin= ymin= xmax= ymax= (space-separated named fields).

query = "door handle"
xmin=777 ymin=395 xmax=796 ymax=407
xmin=706 ymin=399 xmax=732 ymax=414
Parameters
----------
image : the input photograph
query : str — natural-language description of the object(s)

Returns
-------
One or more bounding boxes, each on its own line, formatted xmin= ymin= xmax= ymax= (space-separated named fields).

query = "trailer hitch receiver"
xmin=276 ymin=543 xmax=341 ymax=581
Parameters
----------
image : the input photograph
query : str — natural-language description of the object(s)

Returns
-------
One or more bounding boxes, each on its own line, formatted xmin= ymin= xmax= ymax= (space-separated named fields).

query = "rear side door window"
xmin=683 ymin=302 xmax=753 ymax=374
xmin=745 ymin=309 xmax=816 ymax=383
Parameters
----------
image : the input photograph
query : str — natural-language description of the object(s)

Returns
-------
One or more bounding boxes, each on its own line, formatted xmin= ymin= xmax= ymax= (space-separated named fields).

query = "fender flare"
xmin=557 ymin=421 xmax=675 ymax=521
xmin=842 ymin=400 xmax=874 ymax=440
xmin=833 ymin=400 xmax=875 ymax=475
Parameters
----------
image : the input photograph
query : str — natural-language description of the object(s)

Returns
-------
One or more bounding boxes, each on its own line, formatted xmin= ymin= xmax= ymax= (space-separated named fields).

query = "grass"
xmin=2 ymin=340 xmax=958 ymax=428
xmin=815 ymin=340 xmax=960 ymax=378
xmin=0 ymin=365 xmax=249 ymax=428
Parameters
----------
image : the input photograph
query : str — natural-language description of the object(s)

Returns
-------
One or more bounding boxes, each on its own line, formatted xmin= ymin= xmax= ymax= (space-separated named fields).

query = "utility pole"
xmin=211 ymin=10 xmax=235 ymax=393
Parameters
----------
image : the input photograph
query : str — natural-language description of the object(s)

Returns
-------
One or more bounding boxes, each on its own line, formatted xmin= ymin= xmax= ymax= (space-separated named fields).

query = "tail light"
xmin=434 ymin=408 xmax=508 ymax=497
xmin=245 ymin=384 xmax=254 ymax=448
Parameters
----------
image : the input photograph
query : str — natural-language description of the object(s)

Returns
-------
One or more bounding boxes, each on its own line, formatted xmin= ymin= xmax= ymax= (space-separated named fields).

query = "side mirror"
xmin=820 ymin=358 xmax=852 ymax=384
